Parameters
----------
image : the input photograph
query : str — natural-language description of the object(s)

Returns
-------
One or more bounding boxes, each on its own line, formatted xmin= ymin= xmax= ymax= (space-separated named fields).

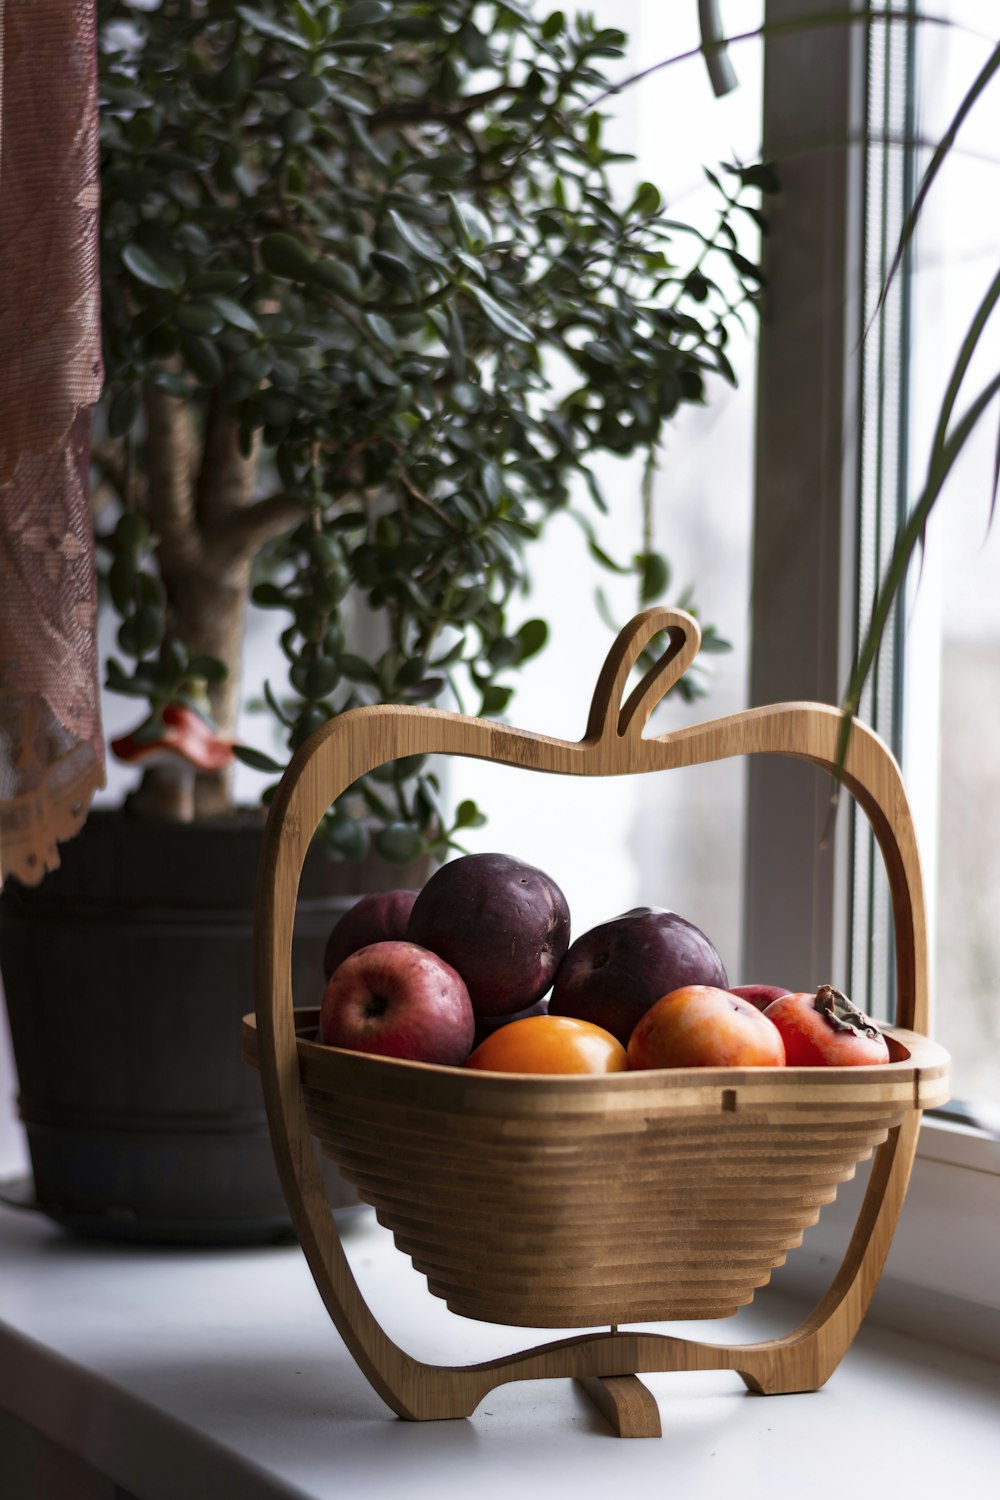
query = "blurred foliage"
xmin=843 ymin=35 xmax=1000 ymax=754
xmin=95 ymin=0 xmax=770 ymax=858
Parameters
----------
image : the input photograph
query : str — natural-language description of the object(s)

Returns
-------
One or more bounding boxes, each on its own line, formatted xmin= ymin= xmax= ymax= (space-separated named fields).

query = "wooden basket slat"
xmin=311 ymin=1115 xmax=891 ymax=1165
xmin=377 ymin=1204 xmax=823 ymax=1236
xmin=385 ymin=1216 xmax=812 ymax=1252
xmin=425 ymin=1281 xmax=779 ymax=1313
xmin=404 ymin=1268 xmax=794 ymax=1306
xmin=306 ymin=1104 xmax=894 ymax=1149
xmin=308 ymin=1114 xmax=891 ymax=1156
xmin=322 ymin=1146 xmax=874 ymax=1193
xmin=431 ymin=1291 xmax=760 ymax=1326
xmin=326 ymin=1163 xmax=850 ymax=1213
xmin=414 ymin=1247 xmax=788 ymax=1278
xmin=298 ymin=1062 xmax=937 ymax=1116
xmin=371 ymin=1193 xmax=832 ymax=1225
xmin=389 ymin=1232 xmax=809 ymax=1266
xmin=321 ymin=1149 xmax=881 ymax=1192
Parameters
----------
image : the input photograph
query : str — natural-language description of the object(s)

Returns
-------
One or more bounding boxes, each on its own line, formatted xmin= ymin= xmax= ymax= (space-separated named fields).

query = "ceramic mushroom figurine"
xmin=112 ymin=704 xmax=234 ymax=820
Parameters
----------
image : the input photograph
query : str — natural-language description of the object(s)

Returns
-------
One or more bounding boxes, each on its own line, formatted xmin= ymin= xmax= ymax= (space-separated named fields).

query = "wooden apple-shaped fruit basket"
xmin=244 ymin=608 xmax=948 ymax=1437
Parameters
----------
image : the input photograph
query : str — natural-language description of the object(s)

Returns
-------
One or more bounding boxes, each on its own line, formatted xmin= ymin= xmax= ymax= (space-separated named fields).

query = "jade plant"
xmin=94 ymin=0 xmax=769 ymax=860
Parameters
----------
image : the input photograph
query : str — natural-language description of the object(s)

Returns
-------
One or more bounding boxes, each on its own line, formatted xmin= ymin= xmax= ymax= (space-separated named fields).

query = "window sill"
xmin=1 ymin=1194 xmax=998 ymax=1500
xmin=918 ymin=1112 xmax=1000 ymax=1174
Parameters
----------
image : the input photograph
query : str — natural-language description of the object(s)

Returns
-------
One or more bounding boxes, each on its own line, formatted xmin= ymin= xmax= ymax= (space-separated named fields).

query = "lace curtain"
xmin=0 ymin=0 xmax=104 ymax=886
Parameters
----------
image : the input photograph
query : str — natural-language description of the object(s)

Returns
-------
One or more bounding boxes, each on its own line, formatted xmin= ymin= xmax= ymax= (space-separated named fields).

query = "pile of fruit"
xmin=319 ymin=852 xmax=890 ymax=1075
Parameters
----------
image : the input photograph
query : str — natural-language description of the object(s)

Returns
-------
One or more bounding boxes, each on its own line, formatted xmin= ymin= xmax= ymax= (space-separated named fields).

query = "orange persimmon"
xmin=465 ymin=1014 xmax=627 ymax=1075
xmin=627 ymin=985 xmax=786 ymax=1069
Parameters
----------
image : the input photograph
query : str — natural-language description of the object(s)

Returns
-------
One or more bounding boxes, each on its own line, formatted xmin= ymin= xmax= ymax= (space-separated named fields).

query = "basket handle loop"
xmin=586 ymin=607 xmax=702 ymax=745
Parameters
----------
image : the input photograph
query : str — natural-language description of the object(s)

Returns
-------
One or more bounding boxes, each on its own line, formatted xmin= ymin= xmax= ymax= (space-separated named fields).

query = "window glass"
xmin=898 ymin=2 xmax=1000 ymax=1109
xmin=449 ymin=0 xmax=764 ymax=966
xmin=849 ymin=1 xmax=914 ymax=1022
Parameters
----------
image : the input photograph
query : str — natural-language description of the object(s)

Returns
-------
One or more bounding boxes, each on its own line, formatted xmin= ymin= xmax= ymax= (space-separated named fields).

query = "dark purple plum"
xmin=405 ymin=852 xmax=570 ymax=1017
xmin=324 ymin=889 xmax=419 ymax=979
xmin=472 ymin=998 xmax=549 ymax=1051
xmin=549 ymin=906 xmax=728 ymax=1046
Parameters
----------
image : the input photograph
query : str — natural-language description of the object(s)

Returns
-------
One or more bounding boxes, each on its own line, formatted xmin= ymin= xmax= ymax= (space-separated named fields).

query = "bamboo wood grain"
xmin=577 ymin=1376 xmax=662 ymax=1438
xmin=251 ymin=607 xmax=948 ymax=1429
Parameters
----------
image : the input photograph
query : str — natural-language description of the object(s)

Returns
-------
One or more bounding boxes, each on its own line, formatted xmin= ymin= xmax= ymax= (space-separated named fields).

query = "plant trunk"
xmin=140 ymin=386 xmax=261 ymax=818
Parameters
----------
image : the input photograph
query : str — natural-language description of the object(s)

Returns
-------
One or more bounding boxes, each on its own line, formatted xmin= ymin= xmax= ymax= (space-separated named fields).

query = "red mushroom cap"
xmin=111 ymin=704 xmax=234 ymax=773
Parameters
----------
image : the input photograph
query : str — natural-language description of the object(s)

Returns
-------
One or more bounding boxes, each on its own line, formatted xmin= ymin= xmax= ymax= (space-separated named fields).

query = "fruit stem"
xmin=814 ymin=983 xmax=882 ymax=1040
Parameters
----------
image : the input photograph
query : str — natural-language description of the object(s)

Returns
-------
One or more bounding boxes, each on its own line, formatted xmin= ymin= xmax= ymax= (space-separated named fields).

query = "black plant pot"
xmin=0 ymin=809 xmax=428 ymax=1245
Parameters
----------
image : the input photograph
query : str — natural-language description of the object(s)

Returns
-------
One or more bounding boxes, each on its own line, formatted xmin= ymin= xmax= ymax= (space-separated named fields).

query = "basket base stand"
xmin=577 ymin=1375 xmax=662 ymax=1438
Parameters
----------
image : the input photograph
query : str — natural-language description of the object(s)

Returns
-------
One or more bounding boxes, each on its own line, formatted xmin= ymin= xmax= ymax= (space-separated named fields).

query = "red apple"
xmin=323 ymin=889 xmax=419 ymax=978
xmin=406 ymin=852 xmax=570 ymax=1017
xmin=319 ymin=940 xmax=474 ymax=1066
xmin=549 ymin=906 xmax=728 ymax=1046
xmin=729 ymin=984 xmax=791 ymax=1013
xmin=627 ymin=985 xmax=786 ymax=1070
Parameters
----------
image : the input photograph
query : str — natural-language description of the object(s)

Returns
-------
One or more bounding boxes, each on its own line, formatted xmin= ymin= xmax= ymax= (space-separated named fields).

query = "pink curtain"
xmin=0 ymin=0 xmax=105 ymax=885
